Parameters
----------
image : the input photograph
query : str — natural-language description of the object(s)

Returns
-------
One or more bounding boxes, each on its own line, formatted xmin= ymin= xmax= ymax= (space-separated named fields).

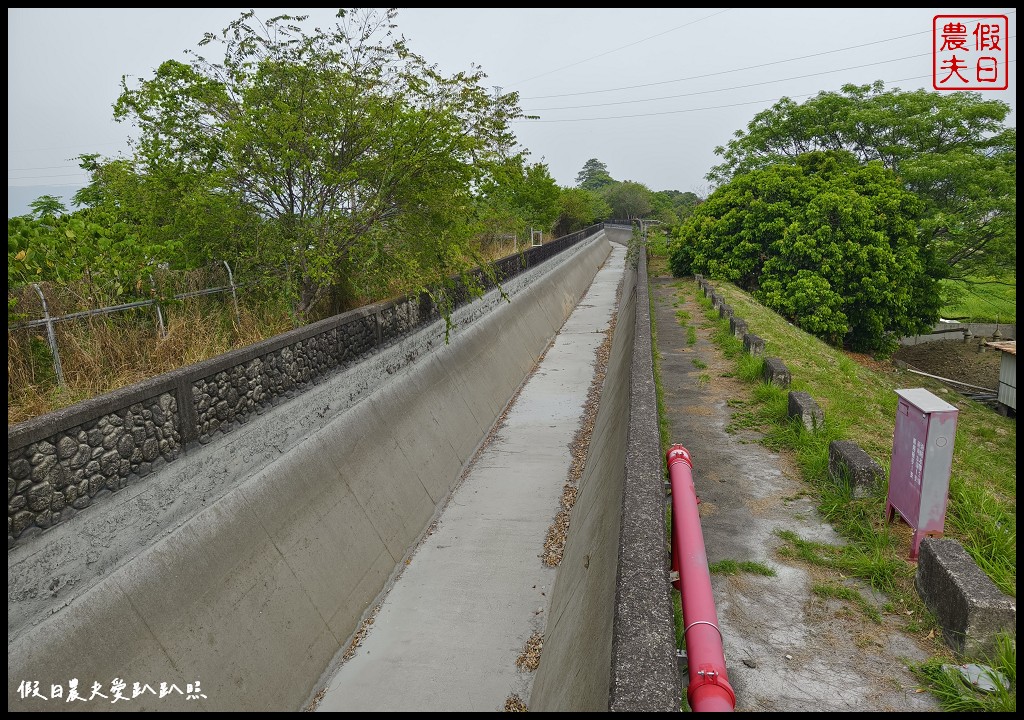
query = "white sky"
xmin=7 ymin=7 xmax=1017 ymax=216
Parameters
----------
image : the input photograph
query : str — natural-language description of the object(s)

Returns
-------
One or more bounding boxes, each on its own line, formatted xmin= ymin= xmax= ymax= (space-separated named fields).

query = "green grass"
xmin=650 ymin=291 xmax=671 ymax=454
xmin=708 ymin=559 xmax=776 ymax=577
xmin=691 ymin=358 xmax=707 ymax=370
xmin=940 ymin=276 xmax=1016 ymax=324
xmin=665 ymin=275 xmax=1016 ymax=712
xmin=909 ymin=633 xmax=1016 ymax=712
xmin=706 ymin=282 xmax=1016 ymax=596
xmin=686 ymin=325 xmax=697 ymax=346
xmin=672 ymin=588 xmax=685 ymax=650
xmin=811 ymin=581 xmax=883 ymax=623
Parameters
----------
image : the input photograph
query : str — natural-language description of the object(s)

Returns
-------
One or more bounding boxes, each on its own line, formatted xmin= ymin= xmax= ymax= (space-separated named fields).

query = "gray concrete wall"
xmin=900 ymin=322 xmax=1016 ymax=346
xmin=8 ymin=234 xmax=612 ymax=712
xmin=530 ymin=236 xmax=681 ymax=712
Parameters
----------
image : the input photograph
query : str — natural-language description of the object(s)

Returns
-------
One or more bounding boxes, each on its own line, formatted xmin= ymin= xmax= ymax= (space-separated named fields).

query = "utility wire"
xmin=7 ymin=164 xmax=83 ymax=172
xmin=510 ymin=8 xmax=733 ymax=87
xmin=521 ymin=10 xmax=1016 ymax=100
xmin=8 ymin=172 xmax=90 ymax=180
xmin=516 ymin=60 xmax=1015 ymax=123
xmin=526 ymin=52 xmax=930 ymax=112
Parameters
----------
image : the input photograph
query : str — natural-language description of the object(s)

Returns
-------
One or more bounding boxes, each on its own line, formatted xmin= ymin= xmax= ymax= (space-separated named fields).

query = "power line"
xmin=7 ymin=164 xmax=82 ymax=172
xmin=510 ymin=9 xmax=733 ymax=87
xmin=521 ymin=33 xmax=924 ymax=100
xmin=525 ymin=52 xmax=930 ymax=112
xmin=9 ymin=182 xmax=88 ymax=189
xmin=8 ymin=172 xmax=90 ymax=180
xmin=521 ymin=10 xmax=1017 ymax=100
xmin=514 ymin=62 xmax=1016 ymax=123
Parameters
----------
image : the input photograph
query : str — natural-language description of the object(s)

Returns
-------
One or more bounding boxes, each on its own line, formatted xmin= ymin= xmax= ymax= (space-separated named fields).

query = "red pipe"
xmin=667 ymin=444 xmax=736 ymax=712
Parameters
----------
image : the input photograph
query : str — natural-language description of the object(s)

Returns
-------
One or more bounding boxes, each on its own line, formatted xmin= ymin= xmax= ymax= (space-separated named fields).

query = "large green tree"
xmin=552 ymin=187 xmax=611 ymax=237
xmin=575 ymin=158 xmax=615 ymax=191
xmin=707 ymin=81 xmax=1016 ymax=282
xmin=604 ymin=180 xmax=654 ymax=221
xmin=88 ymin=9 xmax=525 ymax=317
xmin=476 ymin=158 xmax=561 ymax=238
xmin=650 ymin=189 xmax=702 ymax=230
xmin=671 ymin=151 xmax=940 ymax=354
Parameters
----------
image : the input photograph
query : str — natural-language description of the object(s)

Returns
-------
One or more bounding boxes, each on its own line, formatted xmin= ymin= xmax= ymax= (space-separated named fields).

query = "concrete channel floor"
xmin=314 ymin=244 xmax=627 ymax=712
xmin=649 ymin=267 xmax=942 ymax=712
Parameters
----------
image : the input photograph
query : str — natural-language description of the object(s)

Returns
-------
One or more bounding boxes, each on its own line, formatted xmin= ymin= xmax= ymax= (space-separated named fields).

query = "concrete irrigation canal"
xmin=9 ymin=225 xmax=682 ymax=712
xmin=11 ymin=220 xmax=978 ymax=712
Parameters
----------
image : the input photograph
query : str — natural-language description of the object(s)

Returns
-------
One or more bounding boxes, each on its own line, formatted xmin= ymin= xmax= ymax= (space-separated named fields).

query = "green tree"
xmin=707 ymin=81 xmax=1016 ymax=282
xmin=73 ymin=154 xmax=254 ymax=278
xmin=650 ymin=189 xmax=703 ymax=230
xmin=95 ymin=9 xmax=526 ymax=317
xmin=477 ymin=158 xmax=560 ymax=237
xmin=671 ymin=151 xmax=939 ymax=354
xmin=575 ymin=158 xmax=615 ymax=191
xmin=604 ymin=180 xmax=653 ymax=220
xmin=8 ymin=206 xmax=172 ymax=313
xmin=553 ymin=187 xmax=611 ymax=237
xmin=27 ymin=195 xmax=68 ymax=221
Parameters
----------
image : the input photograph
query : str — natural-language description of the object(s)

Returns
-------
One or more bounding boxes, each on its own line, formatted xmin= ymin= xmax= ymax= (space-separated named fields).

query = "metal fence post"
xmin=223 ymin=260 xmax=241 ymax=324
xmin=150 ymin=276 xmax=167 ymax=338
xmin=32 ymin=283 xmax=66 ymax=388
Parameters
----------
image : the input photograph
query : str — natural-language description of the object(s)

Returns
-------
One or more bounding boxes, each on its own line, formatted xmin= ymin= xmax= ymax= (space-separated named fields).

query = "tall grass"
xmin=910 ymin=633 xmax=1016 ymax=712
xmin=7 ymin=233 xmax=562 ymax=426
xmin=8 ymin=296 xmax=294 ymax=425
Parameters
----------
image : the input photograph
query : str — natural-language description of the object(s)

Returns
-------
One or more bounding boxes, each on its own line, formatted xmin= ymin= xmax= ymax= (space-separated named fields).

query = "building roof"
xmin=985 ymin=340 xmax=1017 ymax=356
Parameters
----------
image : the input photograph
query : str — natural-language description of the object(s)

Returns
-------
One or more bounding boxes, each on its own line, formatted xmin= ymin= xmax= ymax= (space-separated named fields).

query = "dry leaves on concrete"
xmin=515 ymin=631 xmax=544 ymax=672
xmin=504 ymin=693 xmax=528 ymax=711
xmin=541 ymin=279 xmax=620 ymax=567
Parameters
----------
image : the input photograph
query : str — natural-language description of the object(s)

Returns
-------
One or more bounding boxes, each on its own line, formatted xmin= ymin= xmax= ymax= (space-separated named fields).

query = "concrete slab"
xmin=313 ymin=245 xmax=628 ymax=712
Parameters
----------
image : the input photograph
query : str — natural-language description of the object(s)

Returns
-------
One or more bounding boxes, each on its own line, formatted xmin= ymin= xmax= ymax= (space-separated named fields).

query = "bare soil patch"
xmin=890 ymin=340 xmax=1002 ymax=392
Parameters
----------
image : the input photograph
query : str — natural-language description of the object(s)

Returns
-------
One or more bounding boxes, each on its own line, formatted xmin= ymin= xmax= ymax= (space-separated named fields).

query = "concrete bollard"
xmin=915 ymin=538 xmax=1016 ymax=659
xmin=787 ymin=391 xmax=823 ymax=431
xmin=729 ymin=317 xmax=747 ymax=340
xmin=828 ymin=440 xmax=884 ymax=498
xmin=762 ymin=357 xmax=791 ymax=388
xmin=742 ymin=333 xmax=765 ymax=356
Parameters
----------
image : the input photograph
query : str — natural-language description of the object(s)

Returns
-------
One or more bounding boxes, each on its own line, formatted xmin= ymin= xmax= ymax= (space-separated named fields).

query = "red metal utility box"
xmin=886 ymin=388 xmax=959 ymax=560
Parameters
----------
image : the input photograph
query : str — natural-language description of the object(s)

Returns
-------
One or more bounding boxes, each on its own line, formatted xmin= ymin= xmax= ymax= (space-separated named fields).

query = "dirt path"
xmin=649 ymin=270 xmax=942 ymax=712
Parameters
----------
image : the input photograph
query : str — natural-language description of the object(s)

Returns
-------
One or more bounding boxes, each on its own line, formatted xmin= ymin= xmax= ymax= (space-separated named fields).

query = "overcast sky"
xmin=7 ymin=7 xmax=1017 ymax=216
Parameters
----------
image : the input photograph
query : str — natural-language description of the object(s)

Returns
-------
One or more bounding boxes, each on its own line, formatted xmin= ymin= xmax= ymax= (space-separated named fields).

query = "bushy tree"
xmin=575 ymin=158 xmax=615 ymax=191
xmin=81 ymin=9 xmax=526 ymax=317
xmin=604 ymin=180 xmax=653 ymax=220
xmin=553 ymin=187 xmax=610 ymax=237
xmin=476 ymin=158 xmax=560 ymax=238
xmin=707 ymin=81 xmax=1016 ymax=282
xmin=650 ymin=189 xmax=703 ymax=230
xmin=8 ymin=206 xmax=172 ymax=314
xmin=671 ymin=151 xmax=940 ymax=354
